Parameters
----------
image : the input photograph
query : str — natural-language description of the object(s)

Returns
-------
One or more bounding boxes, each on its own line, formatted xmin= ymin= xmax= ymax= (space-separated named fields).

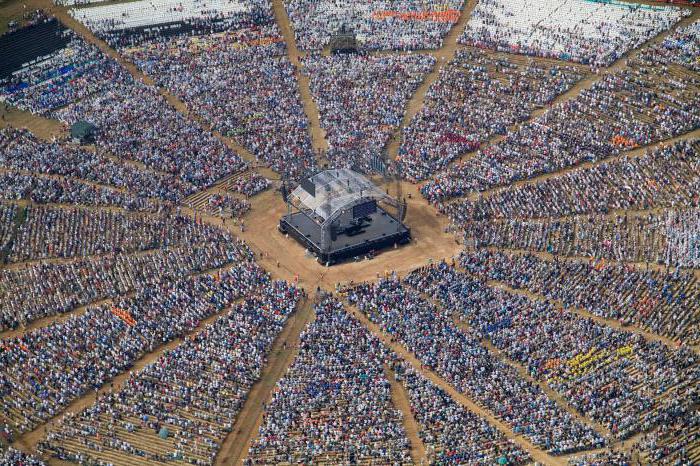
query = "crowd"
xmin=441 ymin=139 xmax=700 ymax=224
xmin=405 ymin=261 xmax=699 ymax=439
xmin=0 ymin=128 xmax=196 ymax=204
xmin=227 ymin=173 xmax=270 ymax=197
xmin=0 ymin=239 xmax=251 ymax=332
xmin=460 ymin=0 xmax=688 ymax=66
xmin=637 ymin=19 xmax=700 ymax=72
xmin=71 ymin=0 xmax=275 ymax=48
xmin=302 ymin=54 xmax=434 ymax=173
xmin=633 ymin=405 xmax=700 ymax=464
xmin=0 ymin=448 xmax=46 ymax=465
xmin=398 ymin=49 xmax=584 ymax=181
xmin=284 ymin=0 xmax=464 ymax=51
xmin=459 ymin=250 xmax=700 ymax=345
xmin=38 ymin=280 xmax=303 ymax=466
xmin=247 ymin=297 xmax=411 ymax=465
xmin=345 ymin=277 xmax=604 ymax=454
xmin=3 ymin=26 xmax=249 ymax=189
xmin=202 ymin=194 xmax=250 ymax=218
xmin=123 ymin=26 xmax=316 ymax=180
xmin=0 ymin=261 xmax=272 ymax=437
xmin=7 ymin=207 xmax=226 ymax=262
xmin=394 ymin=361 xmax=530 ymax=465
xmin=0 ymin=170 xmax=158 ymax=211
xmin=0 ymin=205 xmax=17 ymax=255
xmin=568 ymin=451 xmax=632 ymax=466
xmin=422 ymin=62 xmax=700 ymax=202
xmin=462 ymin=207 xmax=700 ymax=268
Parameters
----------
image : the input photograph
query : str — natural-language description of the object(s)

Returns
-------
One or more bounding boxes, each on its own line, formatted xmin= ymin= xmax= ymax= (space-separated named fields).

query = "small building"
xmin=70 ymin=120 xmax=96 ymax=144
xmin=329 ymin=24 xmax=358 ymax=55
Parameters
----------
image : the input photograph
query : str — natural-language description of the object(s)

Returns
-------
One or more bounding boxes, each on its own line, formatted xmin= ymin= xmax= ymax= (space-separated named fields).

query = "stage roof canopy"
xmin=291 ymin=168 xmax=391 ymax=223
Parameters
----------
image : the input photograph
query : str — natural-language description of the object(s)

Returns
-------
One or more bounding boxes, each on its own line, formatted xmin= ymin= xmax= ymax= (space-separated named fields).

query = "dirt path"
xmin=384 ymin=0 xmax=476 ymax=163
xmin=271 ymin=0 xmax=330 ymax=164
xmin=215 ymin=297 xmax=316 ymax=466
xmin=0 ymin=103 xmax=65 ymax=140
xmin=384 ymin=364 xmax=428 ymax=465
xmin=341 ymin=303 xmax=559 ymax=465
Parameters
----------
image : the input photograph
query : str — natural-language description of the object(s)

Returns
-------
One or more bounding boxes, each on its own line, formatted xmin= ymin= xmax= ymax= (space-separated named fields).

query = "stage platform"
xmin=279 ymin=207 xmax=411 ymax=265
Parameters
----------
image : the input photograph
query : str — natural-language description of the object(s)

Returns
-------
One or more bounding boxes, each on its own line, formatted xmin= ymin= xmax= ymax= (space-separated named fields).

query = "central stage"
xmin=279 ymin=168 xmax=411 ymax=265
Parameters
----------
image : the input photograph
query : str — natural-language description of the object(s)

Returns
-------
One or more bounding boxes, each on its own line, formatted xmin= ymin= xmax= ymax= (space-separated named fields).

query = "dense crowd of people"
xmin=38 ymin=280 xmax=303 ymax=466
xmin=228 ymin=173 xmax=270 ymax=197
xmin=2 ymin=31 xmax=249 ymax=189
xmin=405 ymin=261 xmax=699 ymax=439
xmin=0 ymin=205 xmax=17 ymax=256
xmin=0 ymin=239 xmax=251 ymax=332
xmin=345 ymin=277 xmax=605 ymax=454
xmin=0 ymin=261 xmax=272 ymax=437
xmin=394 ymin=361 xmax=529 ymax=465
xmin=422 ymin=61 xmax=700 ymax=202
xmin=302 ymin=54 xmax=434 ymax=173
xmin=70 ymin=0 xmax=275 ymax=48
xmin=399 ymin=49 xmax=584 ymax=181
xmin=441 ymin=140 xmax=700 ymax=224
xmin=124 ymin=26 xmax=316 ymax=180
xmin=459 ymin=250 xmax=700 ymax=345
xmin=7 ymin=207 xmax=224 ymax=262
xmin=0 ymin=128 xmax=196 ymax=204
xmin=636 ymin=19 xmax=700 ymax=71
xmin=0 ymin=448 xmax=46 ymax=465
xmin=462 ymin=208 xmax=700 ymax=268
xmin=201 ymin=193 xmax=251 ymax=218
xmin=247 ymin=297 xmax=411 ymax=464
xmin=460 ymin=0 xmax=688 ymax=66
xmin=0 ymin=170 xmax=158 ymax=211
xmin=285 ymin=0 xmax=464 ymax=51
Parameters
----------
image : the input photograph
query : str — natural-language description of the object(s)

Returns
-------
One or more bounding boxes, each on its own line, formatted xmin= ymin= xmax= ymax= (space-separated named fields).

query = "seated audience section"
xmin=284 ymin=0 xmax=464 ymax=51
xmin=302 ymin=54 xmax=434 ymax=173
xmin=398 ymin=49 xmax=585 ymax=181
xmin=247 ymin=297 xmax=412 ymax=464
xmin=460 ymin=0 xmax=688 ymax=66
xmin=38 ymin=281 xmax=302 ymax=465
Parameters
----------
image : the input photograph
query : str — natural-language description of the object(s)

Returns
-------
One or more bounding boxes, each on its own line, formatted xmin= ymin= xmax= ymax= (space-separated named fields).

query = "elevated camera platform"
xmin=280 ymin=168 xmax=410 ymax=265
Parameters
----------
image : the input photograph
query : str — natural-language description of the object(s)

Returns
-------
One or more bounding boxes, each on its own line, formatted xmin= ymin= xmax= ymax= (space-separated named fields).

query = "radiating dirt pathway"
xmin=384 ymin=364 xmax=428 ymax=465
xmin=215 ymin=297 xmax=316 ymax=466
xmin=384 ymin=0 xmax=476 ymax=163
xmin=271 ymin=0 xmax=330 ymax=164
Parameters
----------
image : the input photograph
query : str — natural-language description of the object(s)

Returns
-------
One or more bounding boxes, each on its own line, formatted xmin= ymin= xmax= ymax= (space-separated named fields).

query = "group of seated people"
xmin=0 ymin=205 xmax=17 ymax=255
xmin=124 ymin=25 xmax=317 ymax=180
xmin=37 ymin=279 xmax=303 ymax=466
xmin=284 ymin=0 xmax=464 ymax=51
xmin=441 ymin=139 xmax=700 ymax=225
xmin=2 ymin=28 xmax=249 ymax=190
xmin=0 ymin=236 xmax=251 ymax=333
xmin=394 ymin=361 xmax=530 ymax=465
xmin=405 ymin=261 xmax=699 ymax=440
xmin=70 ymin=0 xmax=275 ymax=48
xmin=0 ymin=128 xmax=196 ymax=205
xmin=345 ymin=276 xmax=605 ymax=454
xmin=227 ymin=173 xmax=270 ymax=197
xmin=202 ymin=193 xmax=251 ymax=218
xmin=247 ymin=296 xmax=412 ymax=464
xmin=6 ymin=206 xmax=227 ymax=262
xmin=422 ymin=55 xmax=700 ymax=203
xmin=460 ymin=0 xmax=689 ymax=66
xmin=0 ymin=260 xmax=274 ymax=438
xmin=462 ymin=207 xmax=700 ymax=269
xmin=302 ymin=53 xmax=435 ymax=173
xmin=398 ymin=49 xmax=584 ymax=181
xmin=459 ymin=249 xmax=700 ymax=346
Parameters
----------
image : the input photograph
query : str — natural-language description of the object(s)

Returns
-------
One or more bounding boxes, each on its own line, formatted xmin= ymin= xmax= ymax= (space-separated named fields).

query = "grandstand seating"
xmin=0 ymin=18 xmax=70 ymax=80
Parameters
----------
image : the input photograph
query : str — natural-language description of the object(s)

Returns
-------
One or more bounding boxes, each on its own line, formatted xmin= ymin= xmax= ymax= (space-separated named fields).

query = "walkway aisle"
xmin=384 ymin=0 xmax=476 ymax=163
xmin=271 ymin=0 xmax=330 ymax=166
xmin=215 ymin=298 xmax=315 ymax=466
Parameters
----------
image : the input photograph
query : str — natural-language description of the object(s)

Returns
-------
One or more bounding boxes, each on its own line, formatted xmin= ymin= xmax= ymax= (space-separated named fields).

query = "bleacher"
xmin=0 ymin=18 xmax=71 ymax=81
